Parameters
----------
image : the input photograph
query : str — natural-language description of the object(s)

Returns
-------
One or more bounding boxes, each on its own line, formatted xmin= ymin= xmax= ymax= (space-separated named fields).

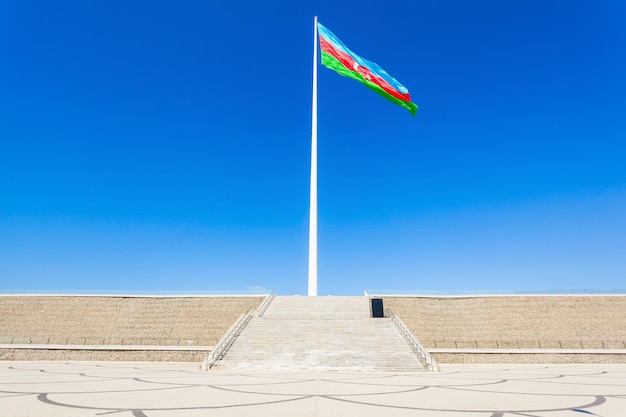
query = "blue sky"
xmin=1 ymin=1 xmax=625 ymax=295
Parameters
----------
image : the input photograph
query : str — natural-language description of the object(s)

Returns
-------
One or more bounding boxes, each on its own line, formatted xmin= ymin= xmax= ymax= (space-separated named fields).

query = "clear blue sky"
xmin=1 ymin=1 xmax=625 ymax=295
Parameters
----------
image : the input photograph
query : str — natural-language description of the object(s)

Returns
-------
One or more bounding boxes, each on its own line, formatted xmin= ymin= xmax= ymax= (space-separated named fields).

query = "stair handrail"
xmin=385 ymin=308 xmax=440 ymax=372
xmin=256 ymin=290 xmax=276 ymax=317
xmin=200 ymin=307 xmax=254 ymax=370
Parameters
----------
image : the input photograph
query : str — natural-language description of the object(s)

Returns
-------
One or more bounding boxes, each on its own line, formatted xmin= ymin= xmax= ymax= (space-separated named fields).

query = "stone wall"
xmin=382 ymin=296 xmax=626 ymax=350
xmin=0 ymin=295 xmax=264 ymax=347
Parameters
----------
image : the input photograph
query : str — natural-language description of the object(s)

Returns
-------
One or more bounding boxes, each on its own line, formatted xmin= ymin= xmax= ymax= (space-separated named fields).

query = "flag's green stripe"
xmin=321 ymin=51 xmax=418 ymax=116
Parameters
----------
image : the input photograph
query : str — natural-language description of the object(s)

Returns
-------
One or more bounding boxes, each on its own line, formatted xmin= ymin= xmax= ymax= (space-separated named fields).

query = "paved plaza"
xmin=0 ymin=362 xmax=625 ymax=416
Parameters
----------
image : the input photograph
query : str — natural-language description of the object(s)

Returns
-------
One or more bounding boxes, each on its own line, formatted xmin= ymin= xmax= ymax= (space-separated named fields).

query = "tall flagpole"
xmin=308 ymin=16 xmax=318 ymax=297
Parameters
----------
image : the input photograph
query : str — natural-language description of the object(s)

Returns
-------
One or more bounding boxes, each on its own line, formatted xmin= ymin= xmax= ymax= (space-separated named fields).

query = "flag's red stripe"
xmin=319 ymin=35 xmax=411 ymax=103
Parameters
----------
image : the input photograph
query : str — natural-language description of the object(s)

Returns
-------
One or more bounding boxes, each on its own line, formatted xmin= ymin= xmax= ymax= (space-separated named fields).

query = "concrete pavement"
xmin=1 ymin=361 xmax=624 ymax=416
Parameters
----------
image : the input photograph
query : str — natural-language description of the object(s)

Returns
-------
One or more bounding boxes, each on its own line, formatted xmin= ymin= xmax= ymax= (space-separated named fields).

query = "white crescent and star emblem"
xmin=353 ymin=62 xmax=372 ymax=81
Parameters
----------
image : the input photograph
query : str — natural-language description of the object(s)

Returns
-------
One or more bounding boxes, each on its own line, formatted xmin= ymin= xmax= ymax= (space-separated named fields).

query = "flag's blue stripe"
xmin=317 ymin=22 xmax=409 ymax=95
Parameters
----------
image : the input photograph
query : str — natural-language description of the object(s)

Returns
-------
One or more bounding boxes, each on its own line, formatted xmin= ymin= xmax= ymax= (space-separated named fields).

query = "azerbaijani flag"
xmin=317 ymin=22 xmax=418 ymax=116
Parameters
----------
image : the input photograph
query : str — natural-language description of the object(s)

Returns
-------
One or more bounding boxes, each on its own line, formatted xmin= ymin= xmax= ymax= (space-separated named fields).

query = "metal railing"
xmin=199 ymin=290 xmax=275 ymax=370
xmin=200 ymin=308 xmax=254 ymax=370
xmin=256 ymin=290 xmax=276 ymax=317
xmin=385 ymin=308 xmax=440 ymax=372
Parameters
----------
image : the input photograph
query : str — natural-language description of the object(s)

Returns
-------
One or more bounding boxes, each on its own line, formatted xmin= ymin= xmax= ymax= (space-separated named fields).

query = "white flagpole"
xmin=308 ymin=16 xmax=318 ymax=297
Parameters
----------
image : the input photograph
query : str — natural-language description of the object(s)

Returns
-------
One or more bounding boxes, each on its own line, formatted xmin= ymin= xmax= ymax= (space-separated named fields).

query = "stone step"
xmin=215 ymin=296 xmax=426 ymax=371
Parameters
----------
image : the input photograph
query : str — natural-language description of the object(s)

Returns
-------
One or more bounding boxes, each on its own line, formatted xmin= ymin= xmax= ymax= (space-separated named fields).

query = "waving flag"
xmin=317 ymin=22 xmax=418 ymax=116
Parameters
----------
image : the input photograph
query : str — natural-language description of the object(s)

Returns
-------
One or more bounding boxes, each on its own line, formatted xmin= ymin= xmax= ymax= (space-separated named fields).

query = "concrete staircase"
xmin=214 ymin=296 xmax=426 ymax=371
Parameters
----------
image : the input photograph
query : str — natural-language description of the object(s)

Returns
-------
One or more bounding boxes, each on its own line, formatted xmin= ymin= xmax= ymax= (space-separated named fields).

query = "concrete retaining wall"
xmin=432 ymin=352 xmax=626 ymax=364
xmin=0 ymin=348 xmax=206 ymax=362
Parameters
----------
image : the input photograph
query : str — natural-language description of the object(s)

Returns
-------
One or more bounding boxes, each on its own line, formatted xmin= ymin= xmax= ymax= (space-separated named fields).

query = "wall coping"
xmin=377 ymin=294 xmax=626 ymax=298
xmin=0 ymin=294 xmax=267 ymax=298
xmin=429 ymin=348 xmax=626 ymax=354
xmin=0 ymin=344 xmax=213 ymax=351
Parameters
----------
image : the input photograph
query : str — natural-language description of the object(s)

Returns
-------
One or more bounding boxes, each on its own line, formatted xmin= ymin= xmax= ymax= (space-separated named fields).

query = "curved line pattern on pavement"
xmin=0 ymin=363 xmax=622 ymax=416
